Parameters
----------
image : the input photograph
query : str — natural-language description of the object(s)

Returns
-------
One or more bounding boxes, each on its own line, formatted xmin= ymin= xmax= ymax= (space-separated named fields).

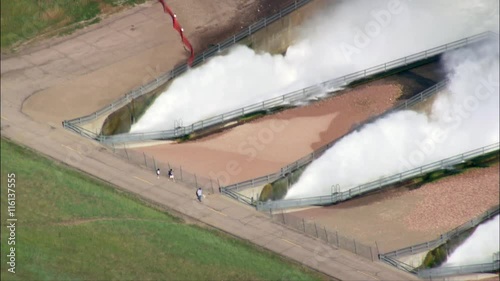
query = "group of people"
xmin=156 ymin=168 xmax=175 ymax=182
xmin=156 ymin=168 xmax=204 ymax=202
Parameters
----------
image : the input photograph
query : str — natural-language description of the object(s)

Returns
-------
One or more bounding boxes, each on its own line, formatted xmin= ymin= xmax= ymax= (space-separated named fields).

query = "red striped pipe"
xmin=158 ymin=0 xmax=195 ymax=66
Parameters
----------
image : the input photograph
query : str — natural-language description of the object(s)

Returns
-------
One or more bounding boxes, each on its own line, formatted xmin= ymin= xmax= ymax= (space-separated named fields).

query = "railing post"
xmin=315 ymin=223 xmax=319 ymax=238
xmin=143 ymin=152 xmax=147 ymax=167
xmin=324 ymin=227 xmax=329 ymax=243
xmin=124 ymin=147 xmax=129 ymax=161
xmin=302 ymin=218 xmax=306 ymax=233
xmin=195 ymin=174 xmax=198 ymax=187
xmin=180 ymin=166 xmax=183 ymax=180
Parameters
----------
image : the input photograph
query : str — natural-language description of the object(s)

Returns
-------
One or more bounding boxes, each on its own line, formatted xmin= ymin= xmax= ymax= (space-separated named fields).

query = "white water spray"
xmin=131 ymin=0 xmax=499 ymax=133
xmin=285 ymin=37 xmax=499 ymax=199
xmin=444 ymin=215 xmax=500 ymax=266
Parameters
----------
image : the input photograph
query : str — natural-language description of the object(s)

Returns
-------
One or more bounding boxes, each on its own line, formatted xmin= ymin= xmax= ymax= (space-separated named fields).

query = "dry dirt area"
xmin=133 ymin=81 xmax=402 ymax=186
xmin=131 ymin=60 xmax=445 ymax=186
xmin=13 ymin=0 xmax=290 ymax=125
xmin=290 ymin=163 xmax=499 ymax=253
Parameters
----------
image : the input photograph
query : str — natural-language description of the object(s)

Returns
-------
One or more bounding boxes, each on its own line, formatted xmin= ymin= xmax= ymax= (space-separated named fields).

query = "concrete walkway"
xmin=1 ymin=2 xmax=419 ymax=280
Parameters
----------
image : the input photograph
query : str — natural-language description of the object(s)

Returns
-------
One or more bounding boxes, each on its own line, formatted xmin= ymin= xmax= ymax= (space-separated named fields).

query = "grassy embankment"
xmin=1 ymin=0 xmax=145 ymax=52
xmin=0 ymin=138 xmax=323 ymax=280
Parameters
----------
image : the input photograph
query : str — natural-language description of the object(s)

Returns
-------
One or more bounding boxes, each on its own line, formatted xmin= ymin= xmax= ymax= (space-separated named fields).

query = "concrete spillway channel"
xmin=94 ymin=32 xmax=491 ymax=144
xmin=60 ymin=3 xmax=496 ymax=211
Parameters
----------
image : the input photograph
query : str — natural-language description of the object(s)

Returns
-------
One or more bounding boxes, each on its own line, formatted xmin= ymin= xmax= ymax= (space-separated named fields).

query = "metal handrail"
xmin=62 ymin=0 xmax=312 ymax=128
xmin=417 ymin=261 xmax=500 ymax=278
xmin=383 ymin=205 xmax=499 ymax=258
xmin=224 ymin=80 xmax=449 ymax=193
xmin=94 ymin=32 xmax=495 ymax=144
xmin=255 ymin=144 xmax=499 ymax=211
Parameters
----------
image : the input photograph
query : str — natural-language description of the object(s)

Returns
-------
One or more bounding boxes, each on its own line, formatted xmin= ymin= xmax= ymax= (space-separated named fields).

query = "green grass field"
xmin=1 ymin=0 xmax=145 ymax=50
xmin=0 ymin=138 xmax=322 ymax=280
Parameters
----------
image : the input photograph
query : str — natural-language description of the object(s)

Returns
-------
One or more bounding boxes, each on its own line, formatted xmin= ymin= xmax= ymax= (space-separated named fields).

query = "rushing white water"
xmin=131 ymin=0 xmax=499 ymax=133
xmin=285 ymin=37 xmax=499 ymax=199
xmin=443 ymin=215 xmax=500 ymax=266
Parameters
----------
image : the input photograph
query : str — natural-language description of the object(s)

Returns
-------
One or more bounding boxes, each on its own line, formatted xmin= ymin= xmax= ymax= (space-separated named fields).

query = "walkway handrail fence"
xmin=63 ymin=28 xmax=494 ymax=143
xmin=222 ymin=188 xmax=255 ymax=206
xmin=379 ymin=206 xmax=499 ymax=278
xmin=94 ymin=32 xmax=494 ymax=144
xmin=61 ymin=0 xmax=312 ymax=135
xmin=382 ymin=205 xmax=499 ymax=259
xmin=379 ymin=255 xmax=417 ymax=274
xmin=268 ymin=209 xmax=380 ymax=261
xmin=109 ymin=144 xmax=219 ymax=194
xmin=417 ymin=261 xmax=500 ymax=279
xmin=223 ymin=80 xmax=449 ymax=194
xmin=255 ymin=143 xmax=499 ymax=211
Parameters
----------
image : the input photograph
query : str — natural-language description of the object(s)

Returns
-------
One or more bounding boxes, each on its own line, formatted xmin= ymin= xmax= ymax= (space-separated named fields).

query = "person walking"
xmin=168 ymin=169 xmax=175 ymax=182
xmin=196 ymin=187 xmax=203 ymax=202
xmin=156 ymin=168 xmax=160 ymax=179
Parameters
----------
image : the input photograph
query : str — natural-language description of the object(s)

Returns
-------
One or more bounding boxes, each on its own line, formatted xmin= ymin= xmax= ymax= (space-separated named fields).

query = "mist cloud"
xmin=444 ymin=215 xmax=499 ymax=266
xmin=131 ymin=0 xmax=499 ymax=133
xmin=286 ymin=37 xmax=499 ymax=199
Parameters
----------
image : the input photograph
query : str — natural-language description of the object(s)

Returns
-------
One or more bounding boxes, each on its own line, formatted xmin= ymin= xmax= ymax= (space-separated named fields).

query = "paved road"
xmin=1 ymin=1 xmax=419 ymax=280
